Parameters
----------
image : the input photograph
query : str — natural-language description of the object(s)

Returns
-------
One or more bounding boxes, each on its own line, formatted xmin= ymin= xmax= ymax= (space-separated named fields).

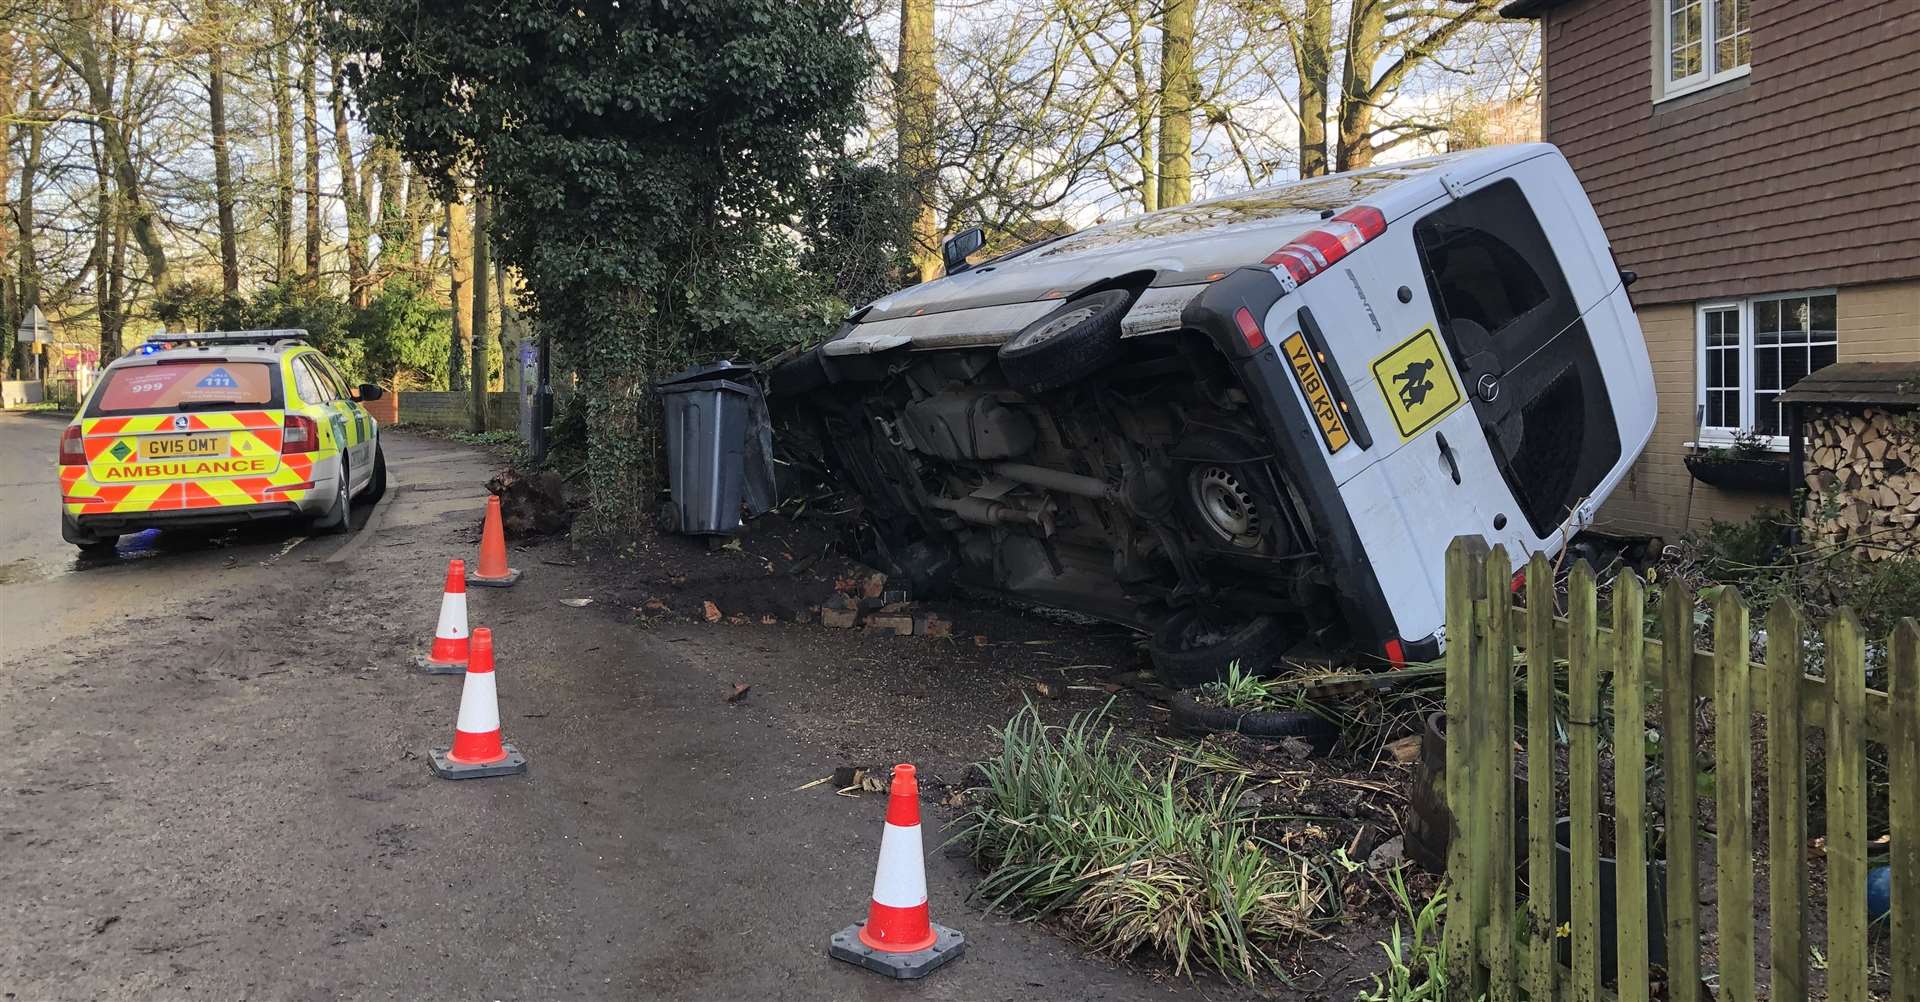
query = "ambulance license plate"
xmin=143 ymin=433 xmax=228 ymax=460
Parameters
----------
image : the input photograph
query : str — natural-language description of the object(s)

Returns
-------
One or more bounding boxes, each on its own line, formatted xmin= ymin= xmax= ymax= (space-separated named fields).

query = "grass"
xmin=953 ymin=702 xmax=1336 ymax=983
xmin=1354 ymin=868 xmax=1451 ymax=1002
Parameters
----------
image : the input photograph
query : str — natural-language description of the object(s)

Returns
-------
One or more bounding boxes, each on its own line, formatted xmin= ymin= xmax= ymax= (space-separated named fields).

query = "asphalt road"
xmin=0 ymin=412 xmax=1254 ymax=1001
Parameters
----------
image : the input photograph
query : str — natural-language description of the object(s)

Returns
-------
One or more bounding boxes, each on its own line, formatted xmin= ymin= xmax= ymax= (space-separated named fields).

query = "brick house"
xmin=1499 ymin=0 xmax=1920 ymax=540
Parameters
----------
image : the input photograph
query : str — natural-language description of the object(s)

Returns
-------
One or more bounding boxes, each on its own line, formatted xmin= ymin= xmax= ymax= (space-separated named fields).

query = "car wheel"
xmin=313 ymin=459 xmax=351 ymax=534
xmin=1148 ymin=606 xmax=1290 ymax=688
xmin=360 ymin=443 xmax=388 ymax=505
xmin=996 ymin=288 xmax=1130 ymax=394
xmin=1175 ymin=431 xmax=1292 ymax=555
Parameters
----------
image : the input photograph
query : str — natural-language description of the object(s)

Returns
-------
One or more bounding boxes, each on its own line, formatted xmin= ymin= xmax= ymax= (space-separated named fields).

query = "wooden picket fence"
xmin=1437 ymin=537 xmax=1920 ymax=1001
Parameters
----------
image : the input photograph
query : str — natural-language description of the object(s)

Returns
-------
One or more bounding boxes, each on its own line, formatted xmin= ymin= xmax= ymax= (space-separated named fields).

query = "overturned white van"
xmin=769 ymin=143 xmax=1656 ymax=684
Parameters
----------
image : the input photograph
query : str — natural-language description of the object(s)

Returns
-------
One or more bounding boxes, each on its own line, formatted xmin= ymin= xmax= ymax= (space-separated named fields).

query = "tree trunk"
xmin=469 ymin=192 xmax=491 ymax=428
xmin=1 ymin=42 xmax=18 ymax=379
xmin=446 ymin=196 xmax=471 ymax=392
xmin=301 ymin=21 xmax=322 ymax=280
xmin=1297 ymin=0 xmax=1332 ymax=177
xmin=65 ymin=0 xmax=169 ymax=295
xmin=270 ymin=0 xmax=297 ymax=283
xmin=1155 ymin=0 xmax=1194 ymax=208
xmin=406 ymin=168 xmax=433 ymax=274
xmin=90 ymin=131 xmax=115 ymax=356
xmin=374 ymin=143 xmax=407 ymax=272
xmin=209 ymin=34 xmax=240 ymax=296
xmin=329 ymin=53 xmax=371 ymax=307
xmin=1126 ymin=1 xmax=1156 ymax=212
xmin=1336 ymin=0 xmax=1386 ymax=172
xmin=896 ymin=0 xmax=939 ymax=282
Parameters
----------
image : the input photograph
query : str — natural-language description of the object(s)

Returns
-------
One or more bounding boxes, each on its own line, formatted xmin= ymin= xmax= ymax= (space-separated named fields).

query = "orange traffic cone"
xmin=427 ymin=628 xmax=528 ymax=779
xmin=412 ymin=559 xmax=469 ymax=674
xmin=829 ymin=764 xmax=965 ymax=979
xmin=466 ymin=495 xmax=522 ymax=587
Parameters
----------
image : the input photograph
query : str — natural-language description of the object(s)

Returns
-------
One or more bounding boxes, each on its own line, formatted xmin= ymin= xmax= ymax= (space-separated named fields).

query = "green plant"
xmin=1356 ymin=869 xmax=1451 ymax=1002
xmin=954 ymin=703 xmax=1331 ymax=983
xmin=1195 ymin=660 xmax=1272 ymax=710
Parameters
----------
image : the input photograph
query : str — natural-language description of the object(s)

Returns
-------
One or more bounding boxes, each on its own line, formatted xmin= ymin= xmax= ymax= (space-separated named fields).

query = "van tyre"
xmin=1167 ymin=692 xmax=1338 ymax=753
xmin=997 ymin=289 xmax=1130 ymax=394
xmin=1176 ymin=430 xmax=1290 ymax=555
xmin=1148 ymin=607 xmax=1289 ymax=688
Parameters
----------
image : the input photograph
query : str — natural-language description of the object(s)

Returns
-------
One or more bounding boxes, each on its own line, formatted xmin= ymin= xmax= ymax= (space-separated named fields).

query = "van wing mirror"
xmin=941 ymin=228 xmax=986 ymax=276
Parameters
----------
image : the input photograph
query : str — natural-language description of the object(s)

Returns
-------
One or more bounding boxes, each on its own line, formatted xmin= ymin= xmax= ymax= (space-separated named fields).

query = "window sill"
xmin=1656 ymin=65 xmax=1751 ymax=105
xmin=1686 ymin=438 xmax=1789 ymax=455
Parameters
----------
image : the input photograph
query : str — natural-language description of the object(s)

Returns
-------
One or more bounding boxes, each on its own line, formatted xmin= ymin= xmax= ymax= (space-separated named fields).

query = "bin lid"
xmin=656 ymin=360 xmax=757 ymax=388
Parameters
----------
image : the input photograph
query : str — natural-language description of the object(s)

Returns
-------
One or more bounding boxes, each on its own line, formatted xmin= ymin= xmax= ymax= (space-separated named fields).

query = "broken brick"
xmin=821 ymin=606 xmax=861 ymax=629
xmin=860 ymin=572 xmax=888 ymax=599
xmin=865 ymin=613 xmax=913 ymax=637
xmin=702 ymin=601 xmax=722 ymax=623
xmin=915 ymin=613 xmax=953 ymax=638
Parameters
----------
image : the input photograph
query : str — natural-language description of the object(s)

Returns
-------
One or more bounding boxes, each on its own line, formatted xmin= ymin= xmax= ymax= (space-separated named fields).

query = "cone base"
xmin=428 ymin=741 xmax=528 ymax=779
xmin=411 ymin=653 xmax=467 ymax=675
xmin=828 ymin=921 xmax=965 ymax=980
xmin=466 ymin=567 xmax=522 ymax=588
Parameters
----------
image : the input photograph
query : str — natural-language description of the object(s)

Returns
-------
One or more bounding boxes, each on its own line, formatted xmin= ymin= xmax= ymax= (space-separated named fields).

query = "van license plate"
xmin=1279 ymin=333 xmax=1352 ymax=454
xmin=143 ymin=433 xmax=228 ymax=460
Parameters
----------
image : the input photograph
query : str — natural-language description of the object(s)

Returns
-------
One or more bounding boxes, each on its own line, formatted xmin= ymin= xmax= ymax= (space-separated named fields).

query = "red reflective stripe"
xmin=884 ymin=765 xmax=921 ymax=827
xmin=90 ymin=417 xmax=131 ymax=436
xmin=449 ymin=728 xmax=507 ymax=764
xmin=859 ymin=901 xmax=936 ymax=952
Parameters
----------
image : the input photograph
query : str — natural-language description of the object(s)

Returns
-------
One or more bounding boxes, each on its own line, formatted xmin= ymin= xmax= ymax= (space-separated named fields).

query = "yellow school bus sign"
xmin=1371 ymin=328 xmax=1463 ymax=441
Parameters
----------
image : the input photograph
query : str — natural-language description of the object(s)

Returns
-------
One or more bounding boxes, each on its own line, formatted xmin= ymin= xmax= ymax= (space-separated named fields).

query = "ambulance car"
xmin=58 ymin=330 xmax=387 ymax=550
xmin=768 ymin=143 xmax=1657 ymax=682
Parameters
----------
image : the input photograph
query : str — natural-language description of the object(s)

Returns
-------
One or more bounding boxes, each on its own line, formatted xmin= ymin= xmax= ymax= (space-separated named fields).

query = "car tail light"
xmin=58 ymin=425 xmax=86 ymax=466
xmin=282 ymin=414 xmax=319 ymax=454
xmin=1232 ymin=307 xmax=1266 ymax=351
xmin=1264 ymin=206 xmax=1387 ymax=289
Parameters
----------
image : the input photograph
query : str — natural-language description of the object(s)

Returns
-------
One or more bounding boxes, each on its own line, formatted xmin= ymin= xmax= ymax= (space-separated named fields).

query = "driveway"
xmin=0 ymin=412 xmax=1265 ymax=1001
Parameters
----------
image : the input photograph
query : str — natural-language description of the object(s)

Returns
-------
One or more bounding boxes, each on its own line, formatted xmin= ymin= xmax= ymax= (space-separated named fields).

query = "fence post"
xmin=1890 ymin=620 xmax=1920 ymax=1000
xmin=1524 ymin=553 xmax=1558 ymax=1002
xmin=1482 ymin=546 xmax=1515 ymax=1000
xmin=1713 ymin=587 xmax=1754 ymax=1002
xmin=1661 ymin=581 xmax=1703 ymax=1002
xmin=1611 ymin=570 xmax=1650 ymax=1002
xmin=1826 ymin=609 xmax=1869 ymax=1002
xmin=1766 ymin=598 xmax=1808 ymax=1002
xmin=1441 ymin=536 xmax=1489 ymax=1000
xmin=1566 ymin=561 xmax=1601 ymax=1002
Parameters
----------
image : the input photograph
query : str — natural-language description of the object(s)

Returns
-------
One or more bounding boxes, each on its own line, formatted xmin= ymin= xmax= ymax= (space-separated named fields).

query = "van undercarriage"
xmin=775 ymin=318 xmax=1361 ymax=678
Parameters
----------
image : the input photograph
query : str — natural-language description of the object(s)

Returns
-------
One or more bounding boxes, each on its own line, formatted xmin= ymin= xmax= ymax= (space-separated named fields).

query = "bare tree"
xmin=1155 ymin=0 xmax=1194 ymax=207
xmin=895 ymin=0 xmax=939 ymax=281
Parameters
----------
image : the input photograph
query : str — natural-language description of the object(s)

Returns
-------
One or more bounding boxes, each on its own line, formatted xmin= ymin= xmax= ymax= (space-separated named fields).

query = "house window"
xmin=1660 ymin=0 xmax=1750 ymax=100
xmin=1696 ymin=292 xmax=1838 ymax=447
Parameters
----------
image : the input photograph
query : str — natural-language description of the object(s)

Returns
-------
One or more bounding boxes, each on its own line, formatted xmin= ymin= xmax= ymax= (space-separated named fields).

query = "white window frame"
xmin=1693 ymin=289 xmax=1839 ymax=452
xmin=1655 ymin=0 xmax=1751 ymax=103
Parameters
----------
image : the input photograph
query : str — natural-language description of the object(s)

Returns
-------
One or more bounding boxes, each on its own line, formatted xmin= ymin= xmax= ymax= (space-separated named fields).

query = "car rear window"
xmin=88 ymin=360 xmax=281 ymax=416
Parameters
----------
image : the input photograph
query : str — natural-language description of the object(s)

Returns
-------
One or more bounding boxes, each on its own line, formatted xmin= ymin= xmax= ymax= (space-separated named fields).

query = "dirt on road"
xmin=2 ymin=415 xmax=1404 ymax=1000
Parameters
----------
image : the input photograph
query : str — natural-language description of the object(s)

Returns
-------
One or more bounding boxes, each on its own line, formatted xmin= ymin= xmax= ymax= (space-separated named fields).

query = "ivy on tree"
xmin=325 ymin=0 xmax=868 ymax=533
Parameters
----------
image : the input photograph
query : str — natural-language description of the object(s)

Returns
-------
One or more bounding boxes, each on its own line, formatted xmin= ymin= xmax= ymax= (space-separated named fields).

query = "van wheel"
xmin=1148 ymin=607 xmax=1289 ymax=688
xmin=1176 ymin=431 xmax=1292 ymax=555
xmin=997 ymin=289 xmax=1130 ymax=394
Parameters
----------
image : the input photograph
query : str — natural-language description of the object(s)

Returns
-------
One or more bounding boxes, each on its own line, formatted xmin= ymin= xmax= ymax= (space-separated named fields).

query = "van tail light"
xmin=1264 ymin=206 xmax=1387 ymax=289
xmin=282 ymin=414 xmax=319 ymax=454
xmin=1383 ymin=637 xmax=1408 ymax=670
xmin=58 ymin=425 xmax=86 ymax=466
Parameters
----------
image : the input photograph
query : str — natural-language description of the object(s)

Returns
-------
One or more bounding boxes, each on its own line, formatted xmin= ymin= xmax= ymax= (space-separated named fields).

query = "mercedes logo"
xmin=1476 ymin=373 xmax=1501 ymax=402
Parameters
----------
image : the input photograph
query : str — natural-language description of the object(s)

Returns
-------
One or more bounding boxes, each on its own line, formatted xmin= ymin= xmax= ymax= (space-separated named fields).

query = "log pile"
xmin=1801 ymin=405 xmax=1920 ymax=559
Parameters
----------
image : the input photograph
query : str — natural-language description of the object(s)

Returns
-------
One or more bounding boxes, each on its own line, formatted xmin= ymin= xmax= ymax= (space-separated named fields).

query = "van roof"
xmin=858 ymin=144 xmax=1557 ymax=325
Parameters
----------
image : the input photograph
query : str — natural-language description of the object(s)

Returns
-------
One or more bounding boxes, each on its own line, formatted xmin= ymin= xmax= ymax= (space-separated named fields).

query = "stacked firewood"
xmin=1802 ymin=406 xmax=1920 ymax=559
